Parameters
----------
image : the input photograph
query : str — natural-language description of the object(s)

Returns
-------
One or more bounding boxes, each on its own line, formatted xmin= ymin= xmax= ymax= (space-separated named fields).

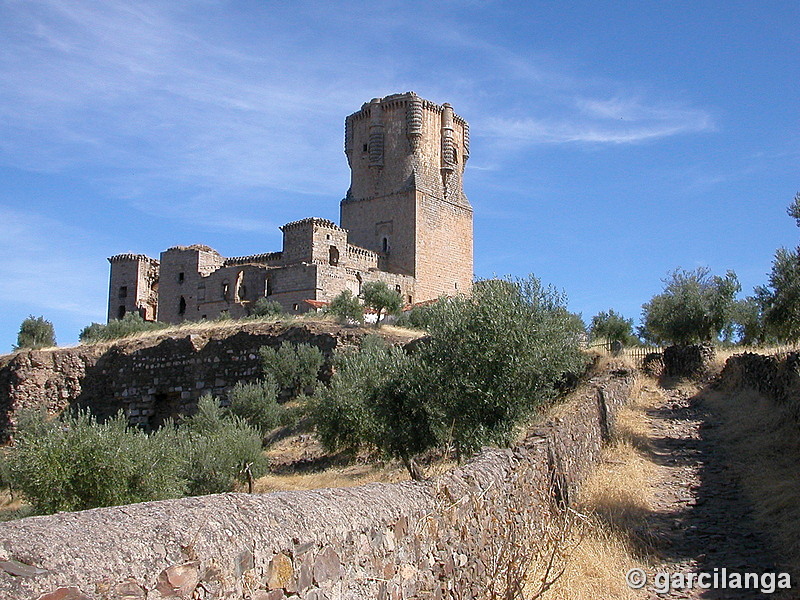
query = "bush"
xmin=314 ymin=276 xmax=588 ymax=473
xmin=5 ymin=397 xmax=268 ymax=513
xmin=79 ymin=313 xmax=167 ymax=344
xmin=181 ymin=395 xmax=267 ymax=496
xmin=227 ymin=377 xmax=282 ymax=433
xmin=412 ymin=276 xmax=588 ymax=457
xmin=260 ymin=342 xmax=324 ymax=398
xmin=394 ymin=303 xmax=436 ymax=330
xmin=250 ymin=298 xmax=285 ymax=318
xmin=326 ymin=290 xmax=364 ymax=324
xmin=6 ymin=408 xmax=186 ymax=513
xmin=15 ymin=315 xmax=56 ymax=350
xmin=313 ymin=336 xmax=412 ymax=454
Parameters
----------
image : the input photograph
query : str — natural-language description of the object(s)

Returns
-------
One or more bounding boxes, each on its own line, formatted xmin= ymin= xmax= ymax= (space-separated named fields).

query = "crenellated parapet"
xmin=108 ymin=253 xmax=159 ymax=265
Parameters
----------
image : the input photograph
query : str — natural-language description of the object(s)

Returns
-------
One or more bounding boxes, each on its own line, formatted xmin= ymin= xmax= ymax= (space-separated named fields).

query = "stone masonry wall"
xmin=716 ymin=351 xmax=800 ymax=420
xmin=0 ymin=322 xmax=415 ymax=442
xmin=0 ymin=368 xmax=635 ymax=599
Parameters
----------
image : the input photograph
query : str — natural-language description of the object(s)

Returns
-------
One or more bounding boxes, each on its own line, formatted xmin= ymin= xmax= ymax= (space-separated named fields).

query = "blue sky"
xmin=1 ymin=0 xmax=798 ymax=351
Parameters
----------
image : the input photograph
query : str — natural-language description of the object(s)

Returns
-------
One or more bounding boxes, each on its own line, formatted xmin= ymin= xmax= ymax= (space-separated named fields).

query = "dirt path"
xmin=639 ymin=383 xmax=789 ymax=599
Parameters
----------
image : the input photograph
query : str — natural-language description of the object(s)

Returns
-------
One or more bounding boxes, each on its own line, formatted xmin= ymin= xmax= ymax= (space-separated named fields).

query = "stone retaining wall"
xmin=0 ymin=323 xmax=415 ymax=442
xmin=0 ymin=368 xmax=635 ymax=600
xmin=716 ymin=351 xmax=800 ymax=418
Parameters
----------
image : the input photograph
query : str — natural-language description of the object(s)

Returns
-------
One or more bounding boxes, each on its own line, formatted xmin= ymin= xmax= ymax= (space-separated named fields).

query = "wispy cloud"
xmin=0 ymin=205 xmax=108 ymax=319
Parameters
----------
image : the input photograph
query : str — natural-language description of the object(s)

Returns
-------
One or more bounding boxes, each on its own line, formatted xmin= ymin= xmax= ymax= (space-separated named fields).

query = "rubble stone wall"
xmin=0 ymin=323 xmax=412 ymax=441
xmin=0 ymin=368 xmax=635 ymax=600
xmin=716 ymin=351 xmax=800 ymax=419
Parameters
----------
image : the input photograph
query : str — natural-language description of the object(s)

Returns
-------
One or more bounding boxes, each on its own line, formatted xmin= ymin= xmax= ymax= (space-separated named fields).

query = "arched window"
xmin=329 ymin=245 xmax=340 ymax=266
xmin=178 ymin=296 xmax=186 ymax=315
xmin=381 ymin=236 xmax=389 ymax=253
xmin=266 ymin=277 xmax=273 ymax=296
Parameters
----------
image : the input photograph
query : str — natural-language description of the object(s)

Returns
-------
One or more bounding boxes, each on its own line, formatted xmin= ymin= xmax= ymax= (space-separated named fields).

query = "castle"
xmin=107 ymin=93 xmax=473 ymax=323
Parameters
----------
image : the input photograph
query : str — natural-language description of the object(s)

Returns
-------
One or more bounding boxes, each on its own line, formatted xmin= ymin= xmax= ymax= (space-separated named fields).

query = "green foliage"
xmin=15 ymin=315 xmax=56 ymax=350
xmin=394 ymin=303 xmax=436 ymax=330
xmin=250 ymin=298 xmax=285 ymax=318
xmin=227 ymin=377 xmax=282 ymax=433
xmin=409 ymin=276 xmax=588 ymax=457
xmin=787 ymin=191 xmax=800 ymax=227
xmin=758 ymin=245 xmax=800 ymax=342
xmin=259 ymin=342 xmax=324 ymax=398
xmin=6 ymin=408 xmax=186 ymax=514
xmin=5 ymin=396 xmax=267 ymax=513
xmin=362 ymin=281 xmax=403 ymax=325
xmin=326 ymin=289 xmax=364 ymax=324
xmin=640 ymin=267 xmax=740 ymax=345
xmin=79 ymin=313 xmax=167 ymax=344
xmin=590 ymin=309 xmax=636 ymax=345
xmin=181 ymin=395 xmax=267 ymax=496
xmin=217 ymin=310 xmax=231 ymax=321
xmin=314 ymin=275 xmax=588 ymax=467
xmin=312 ymin=336 xmax=412 ymax=454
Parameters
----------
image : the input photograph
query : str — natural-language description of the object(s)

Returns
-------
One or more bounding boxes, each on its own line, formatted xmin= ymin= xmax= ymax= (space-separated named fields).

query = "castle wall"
xmin=414 ymin=191 xmax=474 ymax=301
xmin=107 ymin=255 xmax=159 ymax=322
xmin=340 ymin=191 xmax=417 ymax=276
xmin=157 ymin=247 xmax=226 ymax=324
xmin=0 ymin=369 xmax=635 ymax=600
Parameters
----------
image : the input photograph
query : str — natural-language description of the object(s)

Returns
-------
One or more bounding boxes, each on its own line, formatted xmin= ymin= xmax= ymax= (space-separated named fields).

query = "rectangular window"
xmin=118 ymin=286 xmax=128 ymax=299
xmin=178 ymin=272 xmax=185 ymax=283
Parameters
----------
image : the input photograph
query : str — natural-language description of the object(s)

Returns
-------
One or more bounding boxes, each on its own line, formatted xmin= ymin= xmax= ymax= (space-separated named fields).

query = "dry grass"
xmin=530 ymin=376 xmax=659 ymax=599
xmin=0 ymin=489 xmax=30 ymax=522
xmin=252 ymin=462 xmax=409 ymax=493
xmin=702 ymin=388 xmax=800 ymax=571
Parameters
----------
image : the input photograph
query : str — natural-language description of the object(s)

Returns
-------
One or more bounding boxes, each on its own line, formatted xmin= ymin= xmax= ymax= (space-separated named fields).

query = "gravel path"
xmin=639 ymin=384 xmax=791 ymax=600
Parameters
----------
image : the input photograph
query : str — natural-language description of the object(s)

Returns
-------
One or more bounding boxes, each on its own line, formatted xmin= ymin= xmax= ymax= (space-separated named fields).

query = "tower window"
xmin=293 ymin=303 xmax=299 ymax=311
xmin=453 ymin=148 xmax=458 ymax=163
xmin=222 ymin=282 xmax=229 ymax=300
xmin=178 ymin=272 xmax=185 ymax=283
xmin=395 ymin=284 xmax=401 ymax=293
xmin=266 ymin=277 xmax=273 ymax=296
xmin=118 ymin=286 xmax=128 ymax=299
xmin=329 ymin=245 xmax=340 ymax=266
xmin=381 ymin=236 xmax=389 ymax=253
xmin=117 ymin=305 xmax=126 ymax=319
xmin=362 ymin=143 xmax=368 ymax=152
xmin=178 ymin=296 xmax=186 ymax=315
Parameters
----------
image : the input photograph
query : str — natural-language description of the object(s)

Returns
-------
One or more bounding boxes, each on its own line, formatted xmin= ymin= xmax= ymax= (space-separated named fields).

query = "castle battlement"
xmin=107 ymin=94 xmax=473 ymax=324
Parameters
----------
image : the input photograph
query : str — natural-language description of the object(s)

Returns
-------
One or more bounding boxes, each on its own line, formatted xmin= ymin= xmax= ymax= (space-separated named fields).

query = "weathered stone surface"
xmin=312 ymin=547 xmax=341 ymax=585
xmin=36 ymin=587 xmax=90 ymax=600
xmin=155 ymin=562 xmax=199 ymax=598
xmin=266 ymin=553 xmax=294 ymax=590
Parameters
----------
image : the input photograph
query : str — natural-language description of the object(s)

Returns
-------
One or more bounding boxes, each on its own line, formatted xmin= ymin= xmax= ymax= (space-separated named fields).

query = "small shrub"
xmin=394 ymin=303 xmax=436 ymax=330
xmin=15 ymin=315 xmax=56 ymax=350
xmin=228 ymin=377 xmax=282 ymax=433
xmin=182 ymin=395 xmax=267 ymax=495
xmin=6 ymin=408 xmax=186 ymax=514
xmin=250 ymin=298 xmax=285 ymax=318
xmin=326 ymin=290 xmax=364 ymax=324
xmin=260 ymin=342 xmax=324 ymax=398
xmin=79 ymin=313 xmax=167 ymax=344
xmin=312 ymin=336 xmax=412 ymax=454
xmin=217 ymin=310 xmax=232 ymax=321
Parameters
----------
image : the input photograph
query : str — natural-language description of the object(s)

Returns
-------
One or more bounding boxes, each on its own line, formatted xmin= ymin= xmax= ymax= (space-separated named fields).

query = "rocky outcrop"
xmin=0 ymin=368 xmax=635 ymax=600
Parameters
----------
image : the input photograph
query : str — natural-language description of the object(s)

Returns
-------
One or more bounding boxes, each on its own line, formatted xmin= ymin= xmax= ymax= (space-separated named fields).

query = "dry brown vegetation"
xmin=526 ymin=373 xmax=657 ymax=600
xmin=702 ymin=387 xmax=800 ymax=573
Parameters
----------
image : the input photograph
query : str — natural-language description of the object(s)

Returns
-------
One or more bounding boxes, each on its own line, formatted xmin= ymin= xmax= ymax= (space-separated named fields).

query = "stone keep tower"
xmin=341 ymin=92 xmax=473 ymax=302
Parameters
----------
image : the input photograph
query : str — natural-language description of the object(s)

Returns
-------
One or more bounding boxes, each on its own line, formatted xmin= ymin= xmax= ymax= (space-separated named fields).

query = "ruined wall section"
xmin=0 ymin=369 xmax=635 ymax=600
xmin=0 ymin=323 xmax=408 ymax=441
xmin=107 ymin=254 xmax=159 ymax=322
xmin=157 ymin=246 xmax=226 ymax=324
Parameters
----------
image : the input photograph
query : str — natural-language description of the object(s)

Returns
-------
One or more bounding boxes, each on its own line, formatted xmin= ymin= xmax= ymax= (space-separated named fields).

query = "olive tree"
xmin=640 ymin=267 xmax=740 ymax=345
xmin=15 ymin=315 xmax=56 ymax=350
xmin=361 ymin=281 xmax=402 ymax=325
